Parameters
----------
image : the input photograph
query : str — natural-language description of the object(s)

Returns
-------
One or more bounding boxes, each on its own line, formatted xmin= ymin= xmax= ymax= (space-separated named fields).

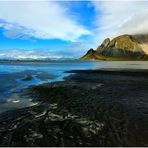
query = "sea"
xmin=0 ymin=61 xmax=148 ymax=113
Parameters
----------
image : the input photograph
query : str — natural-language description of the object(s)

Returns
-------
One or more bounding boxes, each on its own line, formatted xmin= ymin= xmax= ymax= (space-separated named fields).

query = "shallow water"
xmin=0 ymin=61 xmax=148 ymax=113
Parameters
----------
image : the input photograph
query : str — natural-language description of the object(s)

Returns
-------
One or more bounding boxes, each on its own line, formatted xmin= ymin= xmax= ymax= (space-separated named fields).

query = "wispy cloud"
xmin=0 ymin=48 xmax=65 ymax=60
xmin=0 ymin=1 xmax=90 ymax=41
xmin=1 ymin=1 xmax=148 ymax=59
xmin=0 ymin=41 xmax=91 ymax=59
xmin=92 ymin=1 xmax=148 ymax=45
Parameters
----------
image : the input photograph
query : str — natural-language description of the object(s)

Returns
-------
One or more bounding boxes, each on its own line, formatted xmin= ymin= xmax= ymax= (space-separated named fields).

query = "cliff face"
xmin=81 ymin=34 xmax=148 ymax=60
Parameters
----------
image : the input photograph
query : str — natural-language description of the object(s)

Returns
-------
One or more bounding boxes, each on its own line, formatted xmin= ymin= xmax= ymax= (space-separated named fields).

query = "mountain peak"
xmin=81 ymin=34 xmax=148 ymax=60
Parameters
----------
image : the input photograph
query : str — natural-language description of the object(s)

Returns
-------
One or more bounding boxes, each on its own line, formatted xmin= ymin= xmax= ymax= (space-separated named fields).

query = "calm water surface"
xmin=0 ymin=61 xmax=148 ymax=113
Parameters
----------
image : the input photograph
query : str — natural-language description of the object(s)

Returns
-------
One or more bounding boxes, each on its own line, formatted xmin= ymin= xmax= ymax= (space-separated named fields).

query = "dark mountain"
xmin=81 ymin=34 xmax=148 ymax=60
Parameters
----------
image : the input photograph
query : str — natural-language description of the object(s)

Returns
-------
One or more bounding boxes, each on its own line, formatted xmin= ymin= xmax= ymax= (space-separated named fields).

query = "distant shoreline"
xmin=0 ymin=59 xmax=79 ymax=63
xmin=1 ymin=58 xmax=148 ymax=63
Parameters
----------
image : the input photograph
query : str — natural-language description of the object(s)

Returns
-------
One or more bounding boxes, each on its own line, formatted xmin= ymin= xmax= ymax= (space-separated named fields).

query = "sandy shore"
xmin=0 ymin=69 xmax=148 ymax=146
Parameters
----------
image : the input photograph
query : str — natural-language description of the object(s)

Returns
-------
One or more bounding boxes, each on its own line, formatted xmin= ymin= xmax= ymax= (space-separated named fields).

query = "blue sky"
xmin=0 ymin=1 xmax=148 ymax=59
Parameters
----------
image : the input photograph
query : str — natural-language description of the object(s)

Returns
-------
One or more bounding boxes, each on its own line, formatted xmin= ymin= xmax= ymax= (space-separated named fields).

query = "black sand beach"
xmin=0 ymin=69 xmax=148 ymax=146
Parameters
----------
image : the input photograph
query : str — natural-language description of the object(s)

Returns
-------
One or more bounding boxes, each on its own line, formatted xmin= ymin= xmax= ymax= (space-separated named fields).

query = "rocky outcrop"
xmin=80 ymin=48 xmax=107 ymax=60
xmin=81 ymin=34 xmax=148 ymax=60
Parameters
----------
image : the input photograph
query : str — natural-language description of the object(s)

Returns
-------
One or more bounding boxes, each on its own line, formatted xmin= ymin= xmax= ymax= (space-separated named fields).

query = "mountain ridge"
xmin=81 ymin=34 xmax=148 ymax=61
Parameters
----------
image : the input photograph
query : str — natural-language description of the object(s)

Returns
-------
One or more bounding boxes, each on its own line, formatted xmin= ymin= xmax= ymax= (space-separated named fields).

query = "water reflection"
xmin=0 ymin=61 xmax=148 ymax=113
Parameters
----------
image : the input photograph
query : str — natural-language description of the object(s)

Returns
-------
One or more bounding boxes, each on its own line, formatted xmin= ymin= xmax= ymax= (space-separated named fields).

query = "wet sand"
xmin=0 ymin=69 xmax=148 ymax=146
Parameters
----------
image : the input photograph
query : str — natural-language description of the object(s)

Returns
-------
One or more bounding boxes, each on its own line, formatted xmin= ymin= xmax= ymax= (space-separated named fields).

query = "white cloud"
xmin=92 ymin=1 xmax=148 ymax=45
xmin=0 ymin=1 xmax=90 ymax=41
xmin=0 ymin=40 xmax=92 ymax=59
xmin=0 ymin=48 xmax=64 ymax=59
